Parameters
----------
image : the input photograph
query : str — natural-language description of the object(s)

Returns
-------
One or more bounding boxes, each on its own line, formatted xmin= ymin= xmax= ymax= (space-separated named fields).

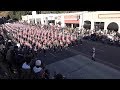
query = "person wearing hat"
xmin=33 ymin=60 xmax=44 ymax=79
xmin=6 ymin=40 xmax=12 ymax=50
xmin=17 ymin=43 xmax=21 ymax=49
xmin=6 ymin=45 xmax=17 ymax=73
xmin=21 ymin=58 xmax=31 ymax=79
xmin=22 ymin=58 xmax=31 ymax=69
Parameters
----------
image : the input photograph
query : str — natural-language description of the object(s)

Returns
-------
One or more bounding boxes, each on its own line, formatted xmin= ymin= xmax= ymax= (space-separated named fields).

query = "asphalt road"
xmin=37 ymin=39 xmax=120 ymax=71
xmin=73 ymin=40 xmax=120 ymax=70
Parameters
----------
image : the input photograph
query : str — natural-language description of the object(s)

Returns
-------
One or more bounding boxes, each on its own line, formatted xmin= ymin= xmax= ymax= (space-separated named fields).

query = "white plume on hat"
xmin=17 ymin=43 xmax=20 ymax=48
xmin=35 ymin=60 xmax=41 ymax=66
xmin=8 ymin=40 xmax=11 ymax=42
xmin=92 ymin=47 xmax=95 ymax=50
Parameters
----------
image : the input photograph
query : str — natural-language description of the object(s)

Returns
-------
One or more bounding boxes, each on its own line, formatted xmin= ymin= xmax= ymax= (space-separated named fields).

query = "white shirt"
xmin=22 ymin=62 xmax=31 ymax=69
xmin=92 ymin=53 xmax=95 ymax=58
xmin=33 ymin=66 xmax=42 ymax=73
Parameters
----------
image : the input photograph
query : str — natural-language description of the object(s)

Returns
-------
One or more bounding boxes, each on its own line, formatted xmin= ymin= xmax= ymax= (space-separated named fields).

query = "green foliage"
xmin=8 ymin=11 xmax=32 ymax=20
xmin=6 ymin=15 xmax=10 ymax=20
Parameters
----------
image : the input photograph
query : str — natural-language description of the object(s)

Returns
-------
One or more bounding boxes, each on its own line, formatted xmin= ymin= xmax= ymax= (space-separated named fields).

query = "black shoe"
xmin=92 ymin=57 xmax=95 ymax=61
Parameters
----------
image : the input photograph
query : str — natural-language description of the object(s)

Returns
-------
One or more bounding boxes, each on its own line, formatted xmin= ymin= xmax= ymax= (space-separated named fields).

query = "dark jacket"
xmin=6 ymin=48 xmax=15 ymax=64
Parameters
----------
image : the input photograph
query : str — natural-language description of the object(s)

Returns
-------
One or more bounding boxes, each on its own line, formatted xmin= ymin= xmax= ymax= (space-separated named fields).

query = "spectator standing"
xmin=33 ymin=60 xmax=44 ymax=79
xmin=21 ymin=59 xmax=31 ymax=79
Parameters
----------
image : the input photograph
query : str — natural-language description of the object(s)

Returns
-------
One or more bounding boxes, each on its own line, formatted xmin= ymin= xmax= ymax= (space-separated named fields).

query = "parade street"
xmin=45 ymin=40 xmax=120 ymax=79
xmin=40 ymin=40 xmax=120 ymax=72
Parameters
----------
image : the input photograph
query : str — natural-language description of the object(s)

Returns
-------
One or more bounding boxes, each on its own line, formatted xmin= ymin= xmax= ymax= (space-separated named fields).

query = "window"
xmin=107 ymin=22 xmax=119 ymax=32
xmin=73 ymin=24 xmax=79 ymax=28
xmin=94 ymin=22 xmax=104 ymax=30
xmin=66 ymin=24 xmax=71 ymax=28
xmin=48 ymin=20 xmax=55 ymax=24
xmin=36 ymin=11 xmax=41 ymax=14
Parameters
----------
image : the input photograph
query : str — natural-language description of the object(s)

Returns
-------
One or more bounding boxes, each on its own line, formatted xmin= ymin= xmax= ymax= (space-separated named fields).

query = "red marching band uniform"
xmin=3 ymin=22 xmax=79 ymax=52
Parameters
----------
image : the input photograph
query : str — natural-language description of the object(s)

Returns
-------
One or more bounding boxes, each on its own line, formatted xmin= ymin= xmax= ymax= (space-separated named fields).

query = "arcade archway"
xmin=107 ymin=22 xmax=119 ymax=32
xmin=83 ymin=20 xmax=91 ymax=29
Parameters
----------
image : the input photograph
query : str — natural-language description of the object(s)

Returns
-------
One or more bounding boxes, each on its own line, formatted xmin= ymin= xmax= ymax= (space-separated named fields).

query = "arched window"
xmin=83 ymin=20 xmax=91 ymax=29
xmin=107 ymin=22 xmax=119 ymax=32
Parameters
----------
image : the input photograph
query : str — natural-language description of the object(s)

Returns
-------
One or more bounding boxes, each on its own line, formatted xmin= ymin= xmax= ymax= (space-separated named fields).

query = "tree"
xmin=8 ymin=11 xmax=32 ymax=20
xmin=6 ymin=15 xmax=10 ymax=20
xmin=8 ymin=11 xmax=14 ymax=19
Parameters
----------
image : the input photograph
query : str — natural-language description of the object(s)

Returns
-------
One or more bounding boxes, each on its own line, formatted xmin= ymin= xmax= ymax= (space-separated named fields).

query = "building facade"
xmin=22 ymin=11 xmax=120 ymax=33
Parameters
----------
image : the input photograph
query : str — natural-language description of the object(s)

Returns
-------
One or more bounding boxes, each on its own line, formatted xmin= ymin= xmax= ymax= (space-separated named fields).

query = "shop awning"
xmin=64 ymin=20 xmax=79 ymax=24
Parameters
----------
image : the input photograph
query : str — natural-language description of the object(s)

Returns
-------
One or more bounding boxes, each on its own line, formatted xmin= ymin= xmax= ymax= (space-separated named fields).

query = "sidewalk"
xmin=46 ymin=53 xmax=120 ymax=79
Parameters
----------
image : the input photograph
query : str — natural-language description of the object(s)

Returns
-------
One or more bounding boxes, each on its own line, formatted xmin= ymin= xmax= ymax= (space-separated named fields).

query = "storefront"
xmin=64 ymin=14 xmax=80 ymax=28
xmin=82 ymin=11 xmax=120 ymax=33
xmin=22 ymin=11 xmax=120 ymax=33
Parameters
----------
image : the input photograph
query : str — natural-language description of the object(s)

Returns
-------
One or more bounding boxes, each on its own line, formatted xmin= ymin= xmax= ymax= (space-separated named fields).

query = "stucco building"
xmin=22 ymin=11 xmax=120 ymax=33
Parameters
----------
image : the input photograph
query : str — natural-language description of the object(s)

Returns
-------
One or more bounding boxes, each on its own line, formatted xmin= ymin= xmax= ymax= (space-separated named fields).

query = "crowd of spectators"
xmin=82 ymin=29 xmax=120 ymax=46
